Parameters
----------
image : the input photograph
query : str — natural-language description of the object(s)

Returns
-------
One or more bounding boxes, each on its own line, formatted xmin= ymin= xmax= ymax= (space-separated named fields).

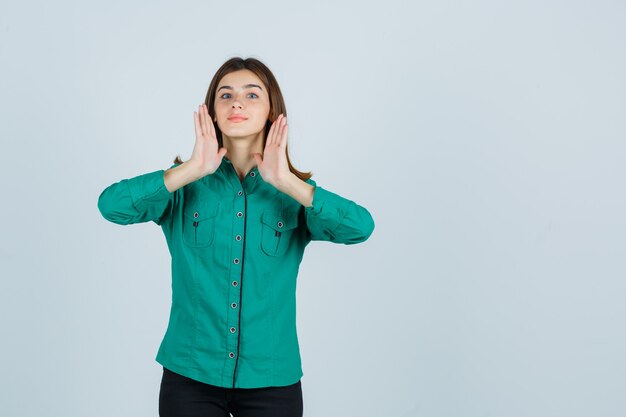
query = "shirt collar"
xmin=216 ymin=156 xmax=261 ymax=192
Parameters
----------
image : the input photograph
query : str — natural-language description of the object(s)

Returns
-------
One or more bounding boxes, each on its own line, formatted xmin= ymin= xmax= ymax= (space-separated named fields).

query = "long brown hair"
xmin=173 ymin=57 xmax=312 ymax=181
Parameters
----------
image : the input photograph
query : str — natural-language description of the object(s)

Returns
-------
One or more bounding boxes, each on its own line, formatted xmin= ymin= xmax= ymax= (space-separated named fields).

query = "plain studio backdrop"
xmin=1 ymin=1 xmax=624 ymax=416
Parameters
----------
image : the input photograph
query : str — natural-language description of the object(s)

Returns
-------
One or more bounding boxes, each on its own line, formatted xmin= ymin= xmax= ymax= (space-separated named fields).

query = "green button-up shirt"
xmin=97 ymin=157 xmax=375 ymax=388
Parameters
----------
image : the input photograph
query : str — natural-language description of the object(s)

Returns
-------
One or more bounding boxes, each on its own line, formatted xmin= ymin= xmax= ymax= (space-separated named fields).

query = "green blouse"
xmin=97 ymin=157 xmax=375 ymax=388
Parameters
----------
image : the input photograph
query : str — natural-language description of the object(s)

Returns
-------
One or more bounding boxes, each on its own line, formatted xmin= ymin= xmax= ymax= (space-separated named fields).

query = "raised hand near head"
xmin=253 ymin=114 xmax=291 ymax=187
xmin=189 ymin=103 xmax=227 ymax=176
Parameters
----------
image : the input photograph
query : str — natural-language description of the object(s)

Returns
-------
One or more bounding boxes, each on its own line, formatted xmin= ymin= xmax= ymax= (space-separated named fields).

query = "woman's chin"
xmin=221 ymin=127 xmax=264 ymax=140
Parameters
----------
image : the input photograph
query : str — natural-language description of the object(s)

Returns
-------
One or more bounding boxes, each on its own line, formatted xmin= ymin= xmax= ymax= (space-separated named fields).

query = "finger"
xmin=272 ymin=114 xmax=284 ymax=146
xmin=280 ymin=116 xmax=288 ymax=146
xmin=197 ymin=105 xmax=205 ymax=137
xmin=279 ymin=122 xmax=288 ymax=148
xmin=205 ymin=105 xmax=216 ymax=139
xmin=199 ymin=104 xmax=207 ymax=137
xmin=210 ymin=109 xmax=217 ymax=140
xmin=194 ymin=111 xmax=202 ymax=138
xmin=275 ymin=115 xmax=286 ymax=146
xmin=266 ymin=114 xmax=279 ymax=146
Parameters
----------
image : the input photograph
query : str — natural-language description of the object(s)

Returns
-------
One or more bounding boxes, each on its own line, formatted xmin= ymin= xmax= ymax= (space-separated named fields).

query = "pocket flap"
xmin=261 ymin=210 xmax=298 ymax=232
xmin=184 ymin=201 xmax=219 ymax=221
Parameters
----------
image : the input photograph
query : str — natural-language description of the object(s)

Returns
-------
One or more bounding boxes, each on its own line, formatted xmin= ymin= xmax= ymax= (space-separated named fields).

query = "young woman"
xmin=97 ymin=57 xmax=375 ymax=417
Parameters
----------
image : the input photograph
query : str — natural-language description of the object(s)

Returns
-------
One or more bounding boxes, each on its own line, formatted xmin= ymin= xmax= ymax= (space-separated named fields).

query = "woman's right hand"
xmin=188 ymin=103 xmax=227 ymax=176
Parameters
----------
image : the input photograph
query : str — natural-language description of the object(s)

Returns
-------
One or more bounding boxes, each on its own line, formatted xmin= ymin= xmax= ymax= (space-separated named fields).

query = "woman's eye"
xmin=219 ymin=93 xmax=259 ymax=99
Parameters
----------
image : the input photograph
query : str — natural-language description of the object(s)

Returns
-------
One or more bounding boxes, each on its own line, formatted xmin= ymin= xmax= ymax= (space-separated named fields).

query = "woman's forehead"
xmin=218 ymin=70 xmax=265 ymax=90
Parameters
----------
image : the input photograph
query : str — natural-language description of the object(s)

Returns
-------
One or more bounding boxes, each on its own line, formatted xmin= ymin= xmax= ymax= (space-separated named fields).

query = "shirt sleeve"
xmin=97 ymin=165 xmax=177 ymax=226
xmin=303 ymin=178 xmax=375 ymax=244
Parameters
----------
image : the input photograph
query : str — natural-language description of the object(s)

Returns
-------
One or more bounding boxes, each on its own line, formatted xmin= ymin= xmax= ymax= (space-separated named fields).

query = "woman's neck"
xmin=222 ymin=131 xmax=264 ymax=181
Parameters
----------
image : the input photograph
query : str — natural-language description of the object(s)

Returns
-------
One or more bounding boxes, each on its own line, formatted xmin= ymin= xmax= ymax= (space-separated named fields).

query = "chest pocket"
xmin=260 ymin=210 xmax=299 ymax=257
xmin=182 ymin=201 xmax=220 ymax=248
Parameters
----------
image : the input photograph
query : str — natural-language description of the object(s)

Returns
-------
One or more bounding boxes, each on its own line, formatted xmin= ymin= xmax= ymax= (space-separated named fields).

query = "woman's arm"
xmin=253 ymin=114 xmax=374 ymax=244
xmin=277 ymin=174 xmax=375 ymax=244
xmin=97 ymin=161 xmax=200 ymax=226
xmin=163 ymin=160 xmax=204 ymax=192
xmin=98 ymin=103 xmax=226 ymax=225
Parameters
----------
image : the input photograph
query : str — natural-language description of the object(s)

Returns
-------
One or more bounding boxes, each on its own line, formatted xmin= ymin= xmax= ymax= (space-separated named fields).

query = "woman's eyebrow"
xmin=217 ymin=84 xmax=263 ymax=92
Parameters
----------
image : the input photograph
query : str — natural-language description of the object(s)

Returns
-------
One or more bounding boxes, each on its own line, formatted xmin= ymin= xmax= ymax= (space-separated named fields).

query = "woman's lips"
xmin=228 ymin=118 xmax=247 ymax=122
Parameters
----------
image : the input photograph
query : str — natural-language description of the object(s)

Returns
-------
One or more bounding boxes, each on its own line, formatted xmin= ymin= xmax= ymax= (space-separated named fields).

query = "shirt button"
xmin=250 ymin=171 xmax=256 ymax=177
xmin=235 ymin=235 xmax=242 ymax=241
xmin=238 ymin=190 xmax=243 ymax=196
xmin=229 ymin=352 xmax=235 ymax=358
xmin=193 ymin=212 xmax=199 ymax=218
xmin=232 ymin=281 xmax=238 ymax=287
xmin=237 ymin=211 xmax=243 ymax=218
xmin=231 ymin=302 xmax=237 ymax=308
xmin=277 ymin=221 xmax=284 ymax=228
xmin=233 ymin=258 xmax=240 ymax=264
xmin=230 ymin=327 xmax=236 ymax=333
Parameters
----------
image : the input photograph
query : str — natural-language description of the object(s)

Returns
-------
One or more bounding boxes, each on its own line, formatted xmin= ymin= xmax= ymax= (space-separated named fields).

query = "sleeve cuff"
xmin=304 ymin=185 xmax=350 ymax=216
xmin=304 ymin=184 xmax=325 ymax=215
xmin=126 ymin=169 xmax=172 ymax=208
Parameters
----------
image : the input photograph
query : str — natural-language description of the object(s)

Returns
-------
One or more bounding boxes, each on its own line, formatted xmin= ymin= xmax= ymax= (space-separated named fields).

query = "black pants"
xmin=159 ymin=367 xmax=304 ymax=417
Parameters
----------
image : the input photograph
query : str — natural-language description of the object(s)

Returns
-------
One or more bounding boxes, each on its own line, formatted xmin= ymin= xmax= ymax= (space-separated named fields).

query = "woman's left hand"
xmin=253 ymin=114 xmax=292 ymax=189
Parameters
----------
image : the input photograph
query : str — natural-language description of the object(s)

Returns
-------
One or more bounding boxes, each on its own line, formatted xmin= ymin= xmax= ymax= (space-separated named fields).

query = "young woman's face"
xmin=213 ymin=69 xmax=271 ymax=139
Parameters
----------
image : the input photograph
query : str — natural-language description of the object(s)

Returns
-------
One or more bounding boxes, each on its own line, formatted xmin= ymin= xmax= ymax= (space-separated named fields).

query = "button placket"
xmin=226 ymin=186 xmax=246 ymax=381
